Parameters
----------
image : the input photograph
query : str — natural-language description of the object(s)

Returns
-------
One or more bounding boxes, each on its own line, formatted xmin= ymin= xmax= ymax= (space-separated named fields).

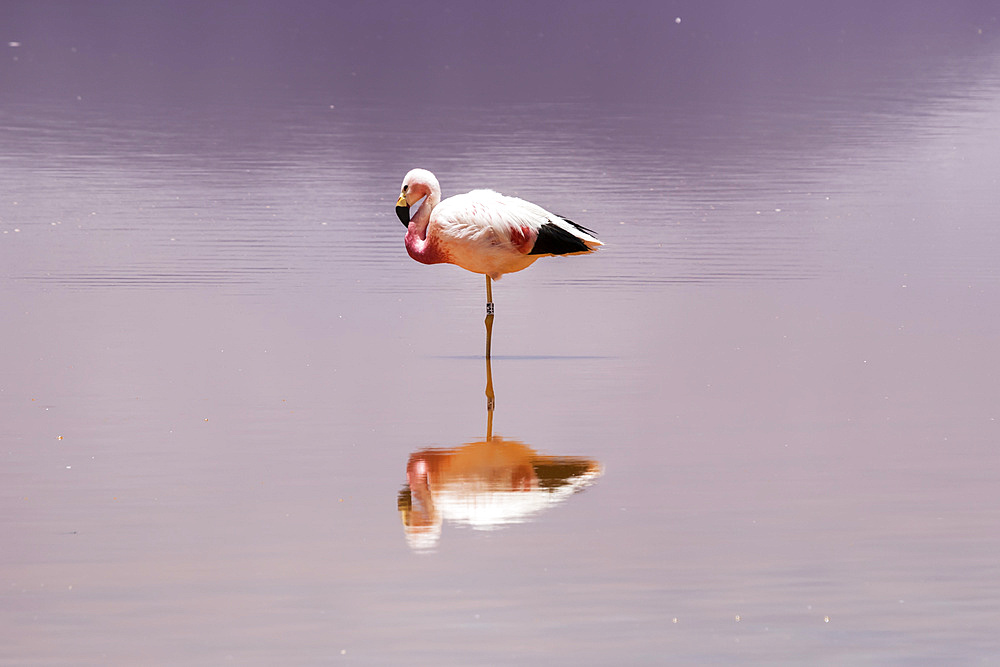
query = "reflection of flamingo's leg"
xmin=485 ymin=353 xmax=495 ymax=440
xmin=484 ymin=334 xmax=494 ymax=407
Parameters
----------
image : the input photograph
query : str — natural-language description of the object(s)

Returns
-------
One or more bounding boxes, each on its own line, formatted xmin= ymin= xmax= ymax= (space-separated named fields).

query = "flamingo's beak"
xmin=396 ymin=193 xmax=409 ymax=226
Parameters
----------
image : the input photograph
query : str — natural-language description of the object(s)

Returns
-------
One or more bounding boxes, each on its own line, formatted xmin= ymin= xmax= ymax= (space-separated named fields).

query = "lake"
xmin=2 ymin=2 xmax=1000 ymax=664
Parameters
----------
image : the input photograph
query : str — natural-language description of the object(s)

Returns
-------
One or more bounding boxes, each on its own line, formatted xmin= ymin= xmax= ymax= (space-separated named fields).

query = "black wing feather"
xmin=528 ymin=218 xmax=598 ymax=256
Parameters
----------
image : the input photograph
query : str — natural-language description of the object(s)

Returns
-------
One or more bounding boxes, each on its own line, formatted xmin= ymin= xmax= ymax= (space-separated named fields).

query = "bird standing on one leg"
xmin=394 ymin=168 xmax=602 ymax=325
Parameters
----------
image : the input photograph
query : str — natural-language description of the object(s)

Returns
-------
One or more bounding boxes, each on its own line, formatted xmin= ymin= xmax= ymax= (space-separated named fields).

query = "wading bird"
xmin=395 ymin=168 xmax=601 ymax=357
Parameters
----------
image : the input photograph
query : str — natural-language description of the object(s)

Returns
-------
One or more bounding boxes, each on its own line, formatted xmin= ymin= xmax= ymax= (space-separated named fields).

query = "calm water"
xmin=3 ymin=5 xmax=1000 ymax=665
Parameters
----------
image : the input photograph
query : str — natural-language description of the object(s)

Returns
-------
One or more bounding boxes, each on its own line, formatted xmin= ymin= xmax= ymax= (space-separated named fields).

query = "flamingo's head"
xmin=396 ymin=168 xmax=440 ymax=226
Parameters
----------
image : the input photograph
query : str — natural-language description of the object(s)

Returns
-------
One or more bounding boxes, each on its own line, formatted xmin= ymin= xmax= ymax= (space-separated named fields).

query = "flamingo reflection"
xmin=397 ymin=318 xmax=602 ymax=551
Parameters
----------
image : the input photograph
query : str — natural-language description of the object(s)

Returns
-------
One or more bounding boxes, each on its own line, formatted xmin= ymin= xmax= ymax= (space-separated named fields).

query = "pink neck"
xmin=405 ymin=227 xmax=449 ymax=265
xmin=404 ymin=194 xmax=449 ymax=265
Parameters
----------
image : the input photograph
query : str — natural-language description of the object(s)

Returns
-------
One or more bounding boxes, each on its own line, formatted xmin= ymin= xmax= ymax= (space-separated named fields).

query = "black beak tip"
xmin=396 ymin=205 xmax=410 ymax=226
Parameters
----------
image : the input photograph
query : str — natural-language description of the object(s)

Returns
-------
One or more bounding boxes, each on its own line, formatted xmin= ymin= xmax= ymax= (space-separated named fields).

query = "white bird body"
xmin=396 ymin=169 xmax=601 ymax=281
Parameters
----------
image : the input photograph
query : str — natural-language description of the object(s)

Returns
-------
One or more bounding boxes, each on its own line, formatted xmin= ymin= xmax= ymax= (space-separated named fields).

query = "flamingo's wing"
xmin=434 ymin=190 xmax=600 ymax=255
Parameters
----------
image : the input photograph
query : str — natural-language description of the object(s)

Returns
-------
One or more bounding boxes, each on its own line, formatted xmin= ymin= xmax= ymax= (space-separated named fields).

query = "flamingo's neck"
xmin=405 ymin=191 xmax=449 ymax=265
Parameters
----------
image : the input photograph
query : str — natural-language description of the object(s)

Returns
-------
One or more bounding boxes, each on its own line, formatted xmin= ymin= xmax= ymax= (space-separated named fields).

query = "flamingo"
xmin=395 ymin=168 xmax=602 ymax=359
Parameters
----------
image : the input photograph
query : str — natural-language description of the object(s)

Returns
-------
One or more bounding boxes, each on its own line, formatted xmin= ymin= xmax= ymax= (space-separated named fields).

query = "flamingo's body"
xmin=395 ymin=169 xmax=601 ymax=281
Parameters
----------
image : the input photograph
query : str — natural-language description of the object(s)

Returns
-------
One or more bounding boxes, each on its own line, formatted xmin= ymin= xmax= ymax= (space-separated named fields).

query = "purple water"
xmin=2 ymin=2 xmax=999 ymax=664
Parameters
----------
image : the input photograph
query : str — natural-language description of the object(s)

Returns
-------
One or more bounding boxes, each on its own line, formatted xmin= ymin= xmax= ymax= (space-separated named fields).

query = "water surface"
xmin=2 ymin=4 xmax=1000 ymax=665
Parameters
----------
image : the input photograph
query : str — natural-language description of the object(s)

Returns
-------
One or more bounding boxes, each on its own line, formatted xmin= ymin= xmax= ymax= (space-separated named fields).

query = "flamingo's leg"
xmin=485 ymin=275 xmax=495 ymax=422
xmin=484 ymin=276 xmax=495 ymax=363
xmin=486 ymin=275 xmax=494 ymax=316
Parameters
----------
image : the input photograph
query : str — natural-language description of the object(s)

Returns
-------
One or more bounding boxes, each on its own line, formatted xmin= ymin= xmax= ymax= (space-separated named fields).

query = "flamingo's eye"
xmin=403 ymin=185 xmax=408 ymax=193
